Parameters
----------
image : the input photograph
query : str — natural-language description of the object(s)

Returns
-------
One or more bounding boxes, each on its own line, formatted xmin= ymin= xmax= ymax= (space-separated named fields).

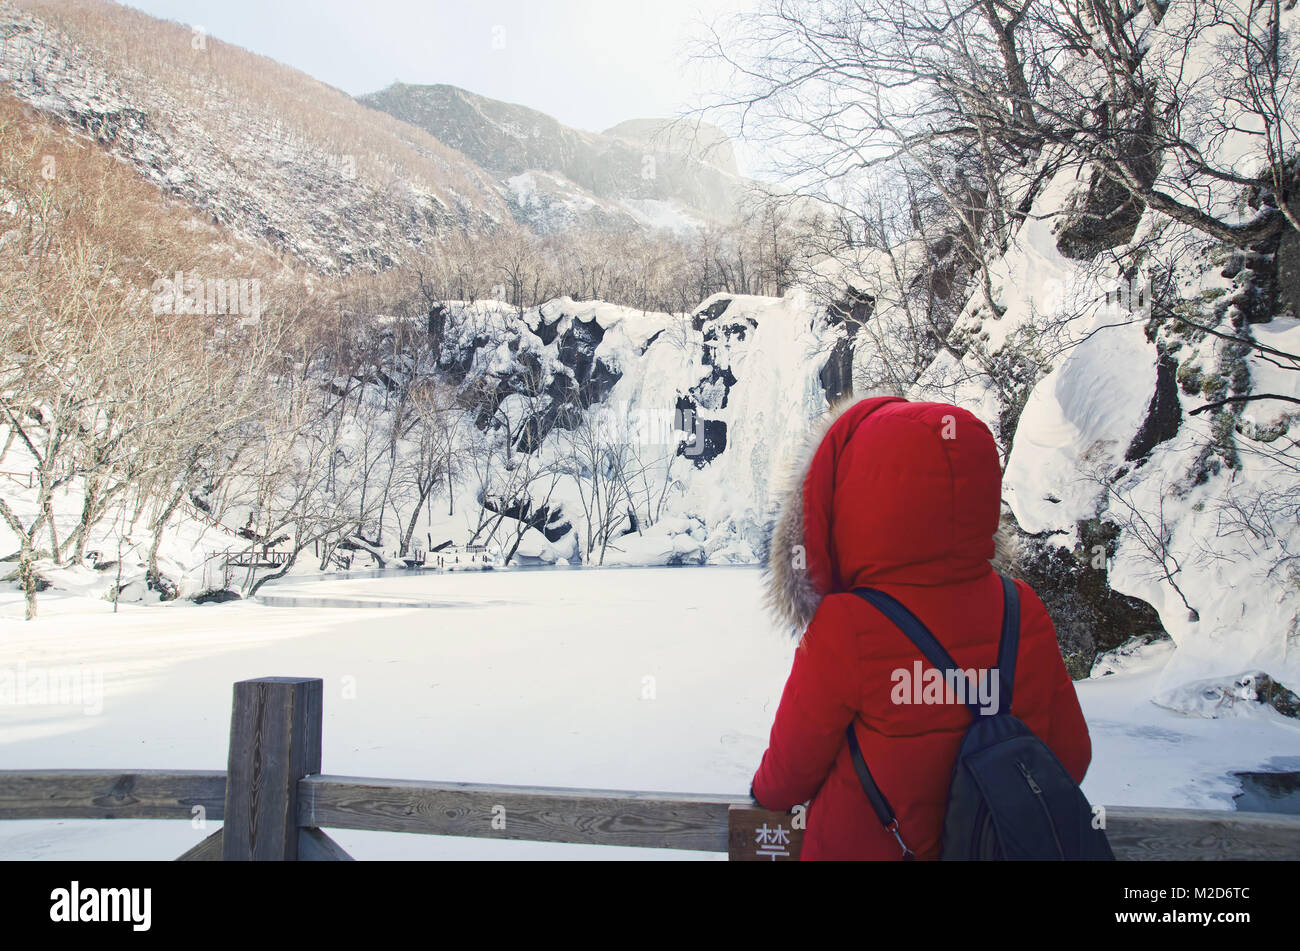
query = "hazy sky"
xmin=121 ymin=0 xmax=755 ymax=137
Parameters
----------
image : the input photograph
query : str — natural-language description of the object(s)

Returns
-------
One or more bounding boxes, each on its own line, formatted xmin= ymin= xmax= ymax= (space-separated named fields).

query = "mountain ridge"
xmin=0 ymin=0 xmax=760 ymax=274
xmin=358 ymin=81 xmax=757 ymax=231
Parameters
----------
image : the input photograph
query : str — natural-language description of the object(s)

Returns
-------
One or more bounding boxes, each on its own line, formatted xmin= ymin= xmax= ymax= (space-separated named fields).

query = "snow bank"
xmin=1005 ymin=315 xmax=1158 ymax=535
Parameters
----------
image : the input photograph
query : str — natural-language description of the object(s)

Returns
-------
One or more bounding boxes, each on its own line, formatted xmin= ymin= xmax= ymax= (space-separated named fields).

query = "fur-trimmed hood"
xmin=763 ymin=396 xmax=1017 ymax=636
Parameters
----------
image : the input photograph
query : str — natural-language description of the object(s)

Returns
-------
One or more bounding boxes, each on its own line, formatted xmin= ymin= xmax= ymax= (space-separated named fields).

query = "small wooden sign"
xmin=728 ymin=804 xmax=806 ymax=861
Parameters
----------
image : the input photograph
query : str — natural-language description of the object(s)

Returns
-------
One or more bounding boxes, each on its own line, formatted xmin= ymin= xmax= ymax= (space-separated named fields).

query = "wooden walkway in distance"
xmin=216 ymin=549 xmax=293 ymax=569
xmin=1 ymin=677 xmax=1297 ymax=861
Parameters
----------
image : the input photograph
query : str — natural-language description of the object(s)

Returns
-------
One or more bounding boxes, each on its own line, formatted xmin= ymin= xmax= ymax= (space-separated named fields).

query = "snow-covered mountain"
xmin=358 ymin=83 xmax=757 ymax=234
xmin=0 ymin=0 xmax=760 ymax=272
xmin=0 ymin=0 xmax=526 ymax=271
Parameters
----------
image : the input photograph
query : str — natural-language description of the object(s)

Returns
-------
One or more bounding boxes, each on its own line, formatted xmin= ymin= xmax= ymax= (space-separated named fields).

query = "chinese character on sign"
xmin=755 ymin=823 xmax=791 ymax=861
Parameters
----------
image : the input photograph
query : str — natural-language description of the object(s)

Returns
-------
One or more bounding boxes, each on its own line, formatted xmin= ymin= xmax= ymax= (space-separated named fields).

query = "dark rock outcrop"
xmin=819 ymin=338 xmax=855 ymax=406
xmin=1256 ymin=675 xmax=1300 ymax=719
xmin=1125 ymin=351 xmax=1182 ymax=460
xmin=1276 ymin=229 xmax=1300 ymax=320
xmin=675 ymin=397 xmax=726 ymax=467
xmin=439 ymin=304 xmax=623 ymax=450
xmin=537 ymin=312 xmax=622 ymax=409
xmin=692 ymin=297 xmax=732 ymax=332
xmin=1054 ymin=170 xmax=1150 ymax=260
xmin=819 ymin=287 xmax=874 ymax=405
xmin=1054 ymin=110 xmax=1161 ymax=260
xmin=481 ymin=496 xmax=573 ymax=544
xmin=428 ymin=303 xmax=448 ymax=343
xmin=691 ymin=299 xmax=753 ymax=412
xmin=195 ymin=589 xmax=242 ymax=605
xmin=1007 ymin=515 xmax=1168 ymax=679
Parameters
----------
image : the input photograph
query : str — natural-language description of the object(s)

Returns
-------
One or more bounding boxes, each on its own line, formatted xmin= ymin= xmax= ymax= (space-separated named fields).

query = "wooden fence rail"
xmin=1 ymin=676 xmax=1298 ymax=861
xmin=0 ymin=770 xmax=226 ymax=821
xmin=298 ymin=776 xmax=741 ymax=853
xmin=216 ymin=549 xmax=293 ymax=569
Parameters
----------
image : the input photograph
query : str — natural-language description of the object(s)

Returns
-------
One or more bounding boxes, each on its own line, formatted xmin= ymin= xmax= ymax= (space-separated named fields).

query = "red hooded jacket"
xmin=752 ymin=397 xmax=1091 ymax=860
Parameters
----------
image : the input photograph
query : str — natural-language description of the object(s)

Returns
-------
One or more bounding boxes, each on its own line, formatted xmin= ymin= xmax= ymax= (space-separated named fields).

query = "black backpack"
xmin=844 ymin=575 xmax=1114 ymax=860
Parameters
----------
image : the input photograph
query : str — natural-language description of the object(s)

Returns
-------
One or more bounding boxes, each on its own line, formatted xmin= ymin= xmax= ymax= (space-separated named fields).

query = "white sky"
xmin=121 ymin=0 xmax=766 ymax=172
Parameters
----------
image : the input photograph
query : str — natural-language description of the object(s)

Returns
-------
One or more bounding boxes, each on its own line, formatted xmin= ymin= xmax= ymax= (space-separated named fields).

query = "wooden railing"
xmin=2 ymin=676 xmax=1298 ymax=861
xmin=215 ymin=549 xmax=293 ymax=569
xmin=178 ymin=500 xmax=240 ymax=537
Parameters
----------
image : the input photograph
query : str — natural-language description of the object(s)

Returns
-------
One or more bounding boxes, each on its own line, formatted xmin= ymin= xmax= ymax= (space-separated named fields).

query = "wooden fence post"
xmin=728 ymin=804 xmax=806 ymax=860
xmin=222 ymin=676 xmax=323 ymax=861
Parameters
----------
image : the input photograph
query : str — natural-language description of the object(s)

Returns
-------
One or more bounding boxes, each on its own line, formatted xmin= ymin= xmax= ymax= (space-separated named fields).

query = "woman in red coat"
xmin=752 ymin=396 xmax=1092 ymax=860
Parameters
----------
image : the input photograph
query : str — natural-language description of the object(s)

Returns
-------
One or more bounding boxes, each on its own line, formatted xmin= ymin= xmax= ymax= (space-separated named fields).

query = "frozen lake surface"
xmin=1 ymin=567 xmax=1296 ymax=859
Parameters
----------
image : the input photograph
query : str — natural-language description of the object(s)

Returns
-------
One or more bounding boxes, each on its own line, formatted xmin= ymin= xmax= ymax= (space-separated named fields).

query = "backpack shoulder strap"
xmin=844 ymin=723 xmax=914 ymax=860
xmin=852 ymin=576 xmax=1020 ymax=717
xmin=996 ymin=574 xmax=1021 ymax=714
xmin=851 ymin=585 xmax=985 ymax=718
xmin=842 ymin=575 xmax=1021 ymax=857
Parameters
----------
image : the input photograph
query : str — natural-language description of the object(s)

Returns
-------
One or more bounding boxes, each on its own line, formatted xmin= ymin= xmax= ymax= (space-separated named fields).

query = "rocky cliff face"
xmin=418 ymin=290 xmax=846 ymax=567
xmin=0 ymin=1 xmax=757 ymax=272
xmin=0 ymin=2 xmax=519 ymax=273
xmin=900 ymin=156 xmax=1300 ymax=711
xmin=358 ymin=83 xmax=756 ymax=231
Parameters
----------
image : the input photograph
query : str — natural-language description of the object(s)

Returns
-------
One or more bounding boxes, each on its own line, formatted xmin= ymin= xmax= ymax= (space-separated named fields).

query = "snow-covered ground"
xmin=1 ymin=567 xmax=1296 ymax=860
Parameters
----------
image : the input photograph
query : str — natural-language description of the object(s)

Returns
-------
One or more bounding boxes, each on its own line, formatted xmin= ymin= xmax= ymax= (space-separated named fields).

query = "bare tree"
xmin=554 ymin=407 xmax=637 ymax=565
xmin=394 ymin=378 xmax=460 ymax=556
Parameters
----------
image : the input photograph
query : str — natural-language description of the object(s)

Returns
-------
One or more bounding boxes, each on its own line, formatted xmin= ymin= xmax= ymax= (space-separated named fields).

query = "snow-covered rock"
xmin=1005 ymin=315 xmax=1159 ymax=535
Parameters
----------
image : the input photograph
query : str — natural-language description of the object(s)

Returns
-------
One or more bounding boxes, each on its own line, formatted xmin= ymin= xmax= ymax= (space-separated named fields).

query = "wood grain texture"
xmin=300 ymin=775 xmax=748 ymax=852
xmin=299 ymin=782 xmax=1300 ymax=860
xmin=0 ymin=770 xmax=225 ymax=820
xmin=298 ymin=827 xmax=355 ymax=861
xmin=175 ymin=829 xmax=224 ymax=861
xmin=1105 ymin=806 xmax=1300 ymax=861
xmin=300 ymin=778 xmax=1300 ymax=859
xmin=222 ymin=677 xmax=323 ymax=861
xmin=728 ymin=805 xmax=806 ymax=861
xmin=5 ymin=753 xmax=1299 ymax=861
